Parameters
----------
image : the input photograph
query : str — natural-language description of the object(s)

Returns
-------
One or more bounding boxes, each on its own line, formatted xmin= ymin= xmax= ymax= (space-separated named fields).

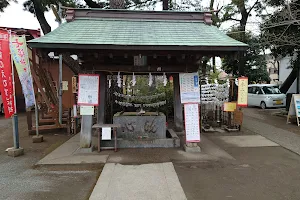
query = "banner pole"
xmin=59 ymin=54 xmax=63 ymax=125
xmin=31 ymin=47 xmax=39 ymax=136
xmin=9 ymin=30 xmax=19 ymax=149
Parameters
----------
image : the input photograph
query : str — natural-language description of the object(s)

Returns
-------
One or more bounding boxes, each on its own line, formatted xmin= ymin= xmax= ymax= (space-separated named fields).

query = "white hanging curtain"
xmin=117 ymin=72 xmax=122 ymax=88
xmin=163 ymin=73 xmax=167 ymax=86
xmin=148 ymin=73 xmax=153 ymax=86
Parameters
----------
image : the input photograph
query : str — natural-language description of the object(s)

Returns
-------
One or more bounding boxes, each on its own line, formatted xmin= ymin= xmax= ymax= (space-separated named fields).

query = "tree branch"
xmin=31 ymin=0 xmax=51 ymax=34
xmin=247 ymin=0 xmax=259 ymax=15
xmin=226 ymin=17 xmax=241 ymax=22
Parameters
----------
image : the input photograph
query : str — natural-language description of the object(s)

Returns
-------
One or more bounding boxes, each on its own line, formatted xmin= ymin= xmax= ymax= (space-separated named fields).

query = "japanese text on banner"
xmin=0 ymin=30 xmax=15 ymax=118
xmin=10 ymin=35 xmax=35 ymax=109
xmin=237 ymin=77 xmax=248 ymax=107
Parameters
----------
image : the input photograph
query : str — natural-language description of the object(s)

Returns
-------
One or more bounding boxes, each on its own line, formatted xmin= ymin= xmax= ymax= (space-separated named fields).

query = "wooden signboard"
xmin=287 ymin=94 xmax=300 ymax=126
xmin=72 ymin=76 xmax=77 ymax=93
xmin=233 ymin=109 xmax=243 ymax=126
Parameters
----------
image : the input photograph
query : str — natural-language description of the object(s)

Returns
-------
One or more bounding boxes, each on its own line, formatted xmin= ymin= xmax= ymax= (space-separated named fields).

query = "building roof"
xmin=28 ymin=9 xmax=247 ymax=51
xmin=0 ymin=26 xmax=41 ymax=40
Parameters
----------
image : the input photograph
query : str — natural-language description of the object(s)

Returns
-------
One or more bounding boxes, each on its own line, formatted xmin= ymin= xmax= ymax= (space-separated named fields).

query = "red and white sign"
xmin=184 ymin=103 xmax=200 ymax=142
xmin=0 ymin=30 xmax=15 ymax=118
xmin=237 ymin=77 xmax=248 ymax=107
xmin=77 ymin=74 xmax=100 ymax=106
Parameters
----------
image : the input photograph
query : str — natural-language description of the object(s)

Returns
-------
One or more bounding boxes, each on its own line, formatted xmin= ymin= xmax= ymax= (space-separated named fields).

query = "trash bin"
xmin=286 ymin=93 xmax=295 ymax=111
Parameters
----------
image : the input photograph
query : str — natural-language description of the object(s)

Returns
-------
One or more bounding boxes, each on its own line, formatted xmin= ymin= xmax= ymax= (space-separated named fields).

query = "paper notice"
xmin=102 ymin=127 xmax=111 ymax=140
xmin=80 ymin=106 xmax=94 ymax=115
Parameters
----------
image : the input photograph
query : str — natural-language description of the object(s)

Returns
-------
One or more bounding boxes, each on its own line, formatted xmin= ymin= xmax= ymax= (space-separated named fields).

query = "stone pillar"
xmin=98 ymin=72 xmax=106 ymax=124
xmin=173 ymin=74 xmax=183 ymax=131
xmin=80 ymin=115 xmax=93 ymax=148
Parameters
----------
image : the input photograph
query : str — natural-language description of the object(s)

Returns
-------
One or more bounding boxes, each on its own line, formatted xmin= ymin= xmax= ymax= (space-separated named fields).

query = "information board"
xmin=237 ymin=77 xmax=248 ymax=107
xmin=184 ymin=103 xmax=200 ymax=142
xmin=287 ymin=94 xmax=300 ymax=126
xmin=179 ymin=73 xmax=200 ymax=104
xmin=224 ymin=102 xmax=237 ymax=112
xmin=78 ymin=74 xmax=100 ymax=106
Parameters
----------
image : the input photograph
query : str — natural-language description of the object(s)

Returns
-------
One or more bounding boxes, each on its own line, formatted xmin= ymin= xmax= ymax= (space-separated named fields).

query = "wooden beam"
xmin=81 ymin=64 xmax=199 ymax=73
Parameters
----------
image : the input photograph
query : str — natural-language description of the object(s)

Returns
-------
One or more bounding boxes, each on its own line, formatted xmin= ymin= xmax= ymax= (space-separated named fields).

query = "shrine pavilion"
xmin=28 ymin=8 xmax=247 ymax=150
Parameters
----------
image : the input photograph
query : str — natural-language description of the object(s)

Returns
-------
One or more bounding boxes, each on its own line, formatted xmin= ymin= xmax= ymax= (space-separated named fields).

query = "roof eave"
xmin=28 ymin=43 xmax=248 ymax=52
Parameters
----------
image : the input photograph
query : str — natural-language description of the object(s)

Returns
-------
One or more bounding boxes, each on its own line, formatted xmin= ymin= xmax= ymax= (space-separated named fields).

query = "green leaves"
xmin=0 ymin=0 xmax=17 ymax=12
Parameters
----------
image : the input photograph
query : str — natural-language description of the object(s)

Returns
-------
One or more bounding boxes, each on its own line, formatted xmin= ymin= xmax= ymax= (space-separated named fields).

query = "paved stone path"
xmin=243 ymin=115 xmax=300 ymax=155
xmin=89 ymin=162 xmax=187 ymax=200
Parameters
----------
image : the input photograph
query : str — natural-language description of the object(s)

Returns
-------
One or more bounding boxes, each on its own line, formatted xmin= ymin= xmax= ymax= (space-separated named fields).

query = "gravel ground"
xmin=175 ymin=146 xmax=300 ymax=200
xmin=242 ymin=108 xmax=300 ymax=155
xmin=244 ymin=107 xmax=300 ymax=135
xmin=0 ymin=114 xmax=100 ymax=200
xmin=175 ymin=108 xmax=300 ymax=200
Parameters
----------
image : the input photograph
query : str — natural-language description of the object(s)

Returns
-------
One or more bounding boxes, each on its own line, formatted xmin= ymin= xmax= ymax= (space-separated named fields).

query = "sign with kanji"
xmin=77 ymin=74 xmax=99 ymax=106
xmin=237 ymin=77 xmax=248 ymax=107
xmin=287 ymin=94 xmax=300 ymax=126
xmin=0 ymin=30 xmax=15 ymax=118
xmin=184 ymin=103 xmax=200 ymax=142
xmin=72 ymin=76 xmax=77 ymax=93
xmin=10 ymin=35 xmax=35 ymax=109
xmin=179 ymin=73 xmax=200 ymax=104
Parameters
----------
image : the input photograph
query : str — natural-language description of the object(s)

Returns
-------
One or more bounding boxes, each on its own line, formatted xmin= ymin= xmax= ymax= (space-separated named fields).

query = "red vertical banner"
xmin=0 ymin=30 xmax=15 ymax=118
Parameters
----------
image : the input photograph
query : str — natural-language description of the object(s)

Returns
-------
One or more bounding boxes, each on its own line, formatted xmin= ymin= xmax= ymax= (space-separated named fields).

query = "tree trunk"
xmin=109 ymin=0 xmax=125 ymax=9
xmin=238 ymin=4 xmax=248 ymax=76
xmin=163 ymin=0 xmax=169 ymax=10
xmin=32 ymin=0 xmax=51 ymax=34
xmin=84 ymin=0 xmax=104 ymax=8
xmin=212 ymin=57 xmax=216 ymax=73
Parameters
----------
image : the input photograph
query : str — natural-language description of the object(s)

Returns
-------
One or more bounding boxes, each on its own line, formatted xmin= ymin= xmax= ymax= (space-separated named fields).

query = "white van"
xmin=248 ymin=84 xmax=286 ymax=109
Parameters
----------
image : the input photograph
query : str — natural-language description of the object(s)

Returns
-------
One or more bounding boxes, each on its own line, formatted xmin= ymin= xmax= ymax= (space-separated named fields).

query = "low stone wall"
xmin=100 ymin=129 xmax=180 ymax=148
xmin=113 ymin=112 xmax=166 ymax=139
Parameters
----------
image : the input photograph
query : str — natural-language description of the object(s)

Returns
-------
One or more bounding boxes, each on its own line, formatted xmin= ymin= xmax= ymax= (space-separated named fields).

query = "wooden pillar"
xmin=173 ymin=74 xmax=183 ymax=131
xmin=97 ymin=72 xmax=106 ymax=124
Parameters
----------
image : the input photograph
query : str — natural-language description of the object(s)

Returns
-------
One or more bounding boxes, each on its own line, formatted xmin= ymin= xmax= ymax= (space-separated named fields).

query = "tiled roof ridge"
xmin=72 ymin=17 xmax=206 ymax=23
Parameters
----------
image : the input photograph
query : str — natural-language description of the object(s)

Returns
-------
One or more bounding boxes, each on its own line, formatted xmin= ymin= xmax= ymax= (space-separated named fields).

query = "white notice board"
xmin=184 ymin=103 xmax=200 ymax=142
xmin=80 ymin=106 xmax=95 ymax=116
xmin=78 ymin=74 xmax=100 ymax=106
xmin=287 ymin=94 xmax=300 ymax=126
xmin=179 ymin=73 xmax=200 ymax=104
xmin=102 ymin=127 xmax=112 ymax=140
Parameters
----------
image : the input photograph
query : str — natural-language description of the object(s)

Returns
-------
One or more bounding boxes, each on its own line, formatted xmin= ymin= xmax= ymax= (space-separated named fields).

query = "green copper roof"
xmin=28 ymin=18 xmax=247 ymax=50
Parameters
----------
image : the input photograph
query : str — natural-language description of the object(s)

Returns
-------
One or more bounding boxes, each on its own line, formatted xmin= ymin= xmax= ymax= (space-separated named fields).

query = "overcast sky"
xmin=0 ymin=0 xmax=259 ymax=33
xmin=0 ymin=0 xmax=58 ymax=31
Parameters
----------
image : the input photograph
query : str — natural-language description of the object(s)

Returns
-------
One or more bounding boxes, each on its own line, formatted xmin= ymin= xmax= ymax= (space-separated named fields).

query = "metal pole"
xmin=9 ymin=31 xmax=19 ymax=149
xmin=59 ymin=54 xmax=63 ymax=124
xmin=30 ymin=48 xmax=39 ymax=136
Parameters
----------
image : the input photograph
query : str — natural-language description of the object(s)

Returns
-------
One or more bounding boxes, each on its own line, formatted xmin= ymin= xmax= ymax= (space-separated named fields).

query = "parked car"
xmin=248 ymin=84 xmax=286 ymax=109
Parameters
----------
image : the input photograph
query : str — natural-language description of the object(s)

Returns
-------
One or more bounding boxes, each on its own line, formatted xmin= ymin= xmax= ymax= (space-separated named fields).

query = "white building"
xmin=278 ymin=56 xmax=297 ymax=93
xmin=265 ymin=54 xmax=279 ymax=83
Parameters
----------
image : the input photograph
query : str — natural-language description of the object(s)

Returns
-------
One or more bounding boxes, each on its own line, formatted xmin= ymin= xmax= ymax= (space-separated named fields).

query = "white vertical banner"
xmin=10 ymin=35 xmax=36 ymax=109
xmin=184 ymin=103 xmax=200 ymax=142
